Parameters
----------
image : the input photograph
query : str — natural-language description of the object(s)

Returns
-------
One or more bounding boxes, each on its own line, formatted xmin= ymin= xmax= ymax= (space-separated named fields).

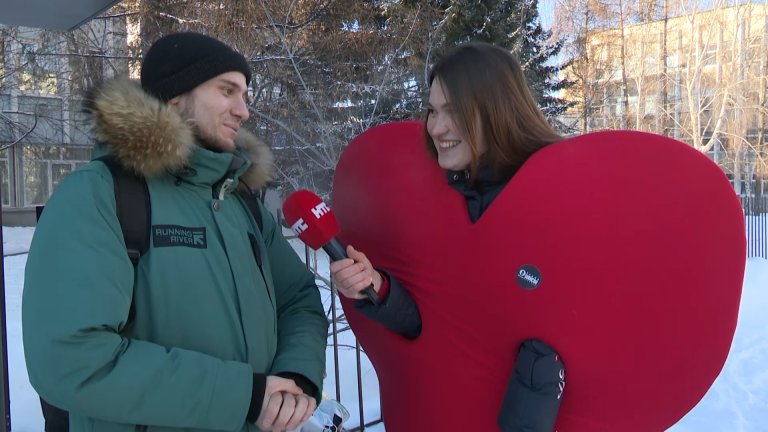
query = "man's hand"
xmin=255 ymin=376 xmax=316 ymax=431
xmin=257 ymin=392 xmax=317 ymax=431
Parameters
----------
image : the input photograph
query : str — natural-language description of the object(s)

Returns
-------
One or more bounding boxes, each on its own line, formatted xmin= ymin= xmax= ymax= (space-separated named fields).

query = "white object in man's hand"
xmin=290 ymin=399 xmax=350 ymax=432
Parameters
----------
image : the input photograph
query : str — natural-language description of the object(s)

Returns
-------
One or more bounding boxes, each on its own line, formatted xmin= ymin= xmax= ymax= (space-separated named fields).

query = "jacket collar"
xmin=84 ymin=77 xmax=273 ymax=190
xmin=446 ymin=164 xmax=510 ymax=223
xmin=171 ymin=145 xmax=252 ymax=189
xmin=445 ymin=164 xmax=505 ymax=191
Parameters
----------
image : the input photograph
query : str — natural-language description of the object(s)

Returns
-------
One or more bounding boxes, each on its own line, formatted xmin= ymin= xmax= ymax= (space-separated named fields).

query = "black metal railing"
xmin=280 ymin=211 xmax=383 ymax=431
xmin=742 ymin=196 xmax=768 ymax=259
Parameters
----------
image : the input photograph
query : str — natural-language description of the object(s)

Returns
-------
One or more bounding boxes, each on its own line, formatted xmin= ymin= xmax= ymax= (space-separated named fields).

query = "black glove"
xmin=498 ymin=339 xmax=565 ymax=432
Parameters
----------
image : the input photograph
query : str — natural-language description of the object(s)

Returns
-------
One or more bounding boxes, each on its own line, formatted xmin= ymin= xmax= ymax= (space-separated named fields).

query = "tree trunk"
xmin=661 ymin=0 xmax=670 ymax=136
xmin=582 ymin=8 xmax=590 ymax=133
xmin=618 ymin=0 xmax=629 ymax=129
xmin=137 ymin=0 xmax=175 ymax=51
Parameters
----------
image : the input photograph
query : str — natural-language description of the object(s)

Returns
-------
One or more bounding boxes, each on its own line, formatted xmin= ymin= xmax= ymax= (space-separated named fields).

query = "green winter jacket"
xmin=22 ymin=78 xmax=328 ymax=432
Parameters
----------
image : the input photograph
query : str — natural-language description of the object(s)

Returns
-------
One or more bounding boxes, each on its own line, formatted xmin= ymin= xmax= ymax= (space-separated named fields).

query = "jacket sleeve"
xmin=259 ymin=205 xmax=328 ymax=402
xmin=354 ymin=270 xmax=422 ymax=339
xmin=498 ymin=339 xmax=565 ymax=432
xmin=22 ymin=165 xmax=254 ymax=431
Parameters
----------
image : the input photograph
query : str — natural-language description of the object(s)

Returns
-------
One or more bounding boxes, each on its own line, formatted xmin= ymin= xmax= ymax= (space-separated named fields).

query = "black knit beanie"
xmin=140 ymin=32 xmax=252 ymax=102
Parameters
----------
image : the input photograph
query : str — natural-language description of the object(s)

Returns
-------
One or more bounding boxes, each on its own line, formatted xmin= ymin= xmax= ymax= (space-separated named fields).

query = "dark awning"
xmin=0 ymin=0 xmax=123 ymax=31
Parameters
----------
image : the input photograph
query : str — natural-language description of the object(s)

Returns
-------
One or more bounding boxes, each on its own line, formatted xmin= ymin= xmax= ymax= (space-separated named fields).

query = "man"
xmin=23 ymin=32 xmax=328 ymax=432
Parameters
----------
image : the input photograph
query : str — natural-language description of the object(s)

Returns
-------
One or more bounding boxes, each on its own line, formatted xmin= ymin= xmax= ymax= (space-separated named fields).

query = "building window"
xmin=0 ymin=149 xmax=9 ymax=206
xmin=643 ymin=43 xmax=658 ymax=74
xmin=0 ymin=94 xmax=13 ymax=146
xmin=701 ymin=39 xmax=717 ymax=67
xmin=84 ymin=51 xmax=104 ymax=89
xmin=18 ymin=42 xmax=59 ymax=95
xmin=19 ymin=142 xmax=92 ymax=206
xmin=22 ymin=155 xmax=48 ymax=206
xmin=0 ymin=37 xmax=5 ymax=87
xmin=645 ymin=94 xmax=657 ymax=115
xmin=17 ymin=96 xmax=63 ymax=144
xmin=51 ymin=162 xmax=73 ymax=191
xmin=68 ymin=98 xmax=92 ymax=145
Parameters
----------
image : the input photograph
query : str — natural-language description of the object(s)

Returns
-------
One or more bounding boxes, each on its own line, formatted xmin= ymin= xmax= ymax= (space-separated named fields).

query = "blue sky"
xmin=540 ymin=0 xmax=556 ymax=29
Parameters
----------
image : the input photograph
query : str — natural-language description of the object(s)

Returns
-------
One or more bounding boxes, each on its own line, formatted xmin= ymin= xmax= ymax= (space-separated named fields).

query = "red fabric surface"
xmin=332 ymin=121 xmax=745 ymax=431
xmin=376 ymin=271 xmax=390 ymax=300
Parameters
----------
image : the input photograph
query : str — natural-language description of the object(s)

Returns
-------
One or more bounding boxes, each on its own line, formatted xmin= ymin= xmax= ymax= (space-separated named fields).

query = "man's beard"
xmin=192 ymin=128 xmax=221 ymax=152
xmin=178 ymin=98 xmax=227 ymax=152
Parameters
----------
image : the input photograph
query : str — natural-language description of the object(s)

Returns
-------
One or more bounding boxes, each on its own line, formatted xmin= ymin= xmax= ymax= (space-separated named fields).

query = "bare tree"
xmin=124 ymin=0 xmax=431 ymax=198
xmin=557 ymin=0 xmax=768 ymax=194
xmin=1 ymin=12 xmax=135 ymax=206
xmin=663 ymin=0 xmax=768 ymax=195
xmin=555 ymin=0 xmax=613 ymax=132
xmin=2 ymin=0 xmax=440 ymax=203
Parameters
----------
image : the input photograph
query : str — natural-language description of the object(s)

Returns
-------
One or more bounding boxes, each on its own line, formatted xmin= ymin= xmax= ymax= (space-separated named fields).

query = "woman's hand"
xmin=329 ymin=245 xmax=383 ymax=300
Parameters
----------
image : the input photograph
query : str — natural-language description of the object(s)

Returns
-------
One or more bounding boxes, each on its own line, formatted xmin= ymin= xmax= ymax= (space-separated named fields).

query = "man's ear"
xmin=168 ymin=95 xmax=182 ymax=107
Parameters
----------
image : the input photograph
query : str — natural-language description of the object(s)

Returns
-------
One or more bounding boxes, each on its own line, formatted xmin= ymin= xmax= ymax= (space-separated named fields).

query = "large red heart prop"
xmin=332 ymin=121 xmax=745 ymax=431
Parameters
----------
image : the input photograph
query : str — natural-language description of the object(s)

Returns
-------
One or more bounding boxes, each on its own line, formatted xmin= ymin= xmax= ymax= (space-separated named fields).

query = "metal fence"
xmin=283 ymin=225 xmax=383 ymax=432
xmin=742 ymin=196 xmax=768 ymax=259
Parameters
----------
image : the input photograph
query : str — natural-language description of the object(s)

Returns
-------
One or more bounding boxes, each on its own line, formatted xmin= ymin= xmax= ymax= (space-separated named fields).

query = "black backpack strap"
xmin=237 ymin=187 xmax=265 ymax=268
xmin=236 ymin=188 xmax=264 ymax=233
xmin=96 ymin=156 xmax=150 ymax=266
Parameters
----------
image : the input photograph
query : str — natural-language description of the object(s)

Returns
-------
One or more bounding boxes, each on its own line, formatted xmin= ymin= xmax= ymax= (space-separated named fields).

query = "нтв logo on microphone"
xmin=290 ymin=218 xmax=308 ymax=235
xmin=291 ymin=202 xmax=331 ymax=235
xmin=516 ymin=264 xmax=542 ymax=290
xmin=311 ymin=202 xmax=331 ymax=218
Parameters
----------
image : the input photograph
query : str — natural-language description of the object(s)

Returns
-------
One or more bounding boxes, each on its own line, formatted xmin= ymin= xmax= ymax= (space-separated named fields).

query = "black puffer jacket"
xmin=445 ymin=165 xmax=511 ymax=222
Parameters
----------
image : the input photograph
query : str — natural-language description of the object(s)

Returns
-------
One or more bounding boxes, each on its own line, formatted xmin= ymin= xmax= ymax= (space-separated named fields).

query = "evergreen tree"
xmin=514 ymin=0 xmax=574 ymax=118
xmin=417 ymin=0 xmax=574 ymax=120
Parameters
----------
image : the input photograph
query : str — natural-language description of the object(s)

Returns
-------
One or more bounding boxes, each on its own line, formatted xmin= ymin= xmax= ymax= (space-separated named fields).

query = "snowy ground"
xmin=2 ymin=226 xmax=766 ymax=431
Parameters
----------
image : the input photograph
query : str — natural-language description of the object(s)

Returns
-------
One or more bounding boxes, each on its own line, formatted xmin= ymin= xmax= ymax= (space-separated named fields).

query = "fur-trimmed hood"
xmin=84 ymin=77 xmax=273 ymax=189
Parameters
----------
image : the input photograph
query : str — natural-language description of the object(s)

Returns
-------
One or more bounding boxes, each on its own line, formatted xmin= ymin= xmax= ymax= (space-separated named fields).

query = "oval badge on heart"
xmin=332 ymin=121 xmax=745 ymax=431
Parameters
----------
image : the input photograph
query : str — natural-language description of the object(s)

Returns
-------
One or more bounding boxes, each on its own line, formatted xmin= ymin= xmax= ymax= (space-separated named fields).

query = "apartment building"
xmin=562 ymin=4 xmax=768 ymax=195
xmin=0 ymin=19 xmax=134 ymax=221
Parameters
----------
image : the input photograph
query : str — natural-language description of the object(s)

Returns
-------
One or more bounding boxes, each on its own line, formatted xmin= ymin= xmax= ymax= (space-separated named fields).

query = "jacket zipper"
xmin=218 ymin=178 xmax=235 ymax=200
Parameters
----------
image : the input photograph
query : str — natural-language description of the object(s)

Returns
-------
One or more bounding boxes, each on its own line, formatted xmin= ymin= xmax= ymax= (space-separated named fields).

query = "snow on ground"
xmin=3 ymin=226 xmax=766 ymax=431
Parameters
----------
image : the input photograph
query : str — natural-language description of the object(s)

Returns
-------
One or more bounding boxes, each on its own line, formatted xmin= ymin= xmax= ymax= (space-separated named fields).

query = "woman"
xmin=331 ymin=42 xmax=565 ymax=431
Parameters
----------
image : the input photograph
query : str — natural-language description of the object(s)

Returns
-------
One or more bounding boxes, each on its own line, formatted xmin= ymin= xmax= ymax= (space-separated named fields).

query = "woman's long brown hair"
xmin=424 ymin=42 xmax=562 ymax=183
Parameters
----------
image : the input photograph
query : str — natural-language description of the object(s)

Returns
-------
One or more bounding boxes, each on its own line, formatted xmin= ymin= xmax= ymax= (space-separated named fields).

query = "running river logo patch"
xmin=152 ymin=225 xmax=207 ymax=249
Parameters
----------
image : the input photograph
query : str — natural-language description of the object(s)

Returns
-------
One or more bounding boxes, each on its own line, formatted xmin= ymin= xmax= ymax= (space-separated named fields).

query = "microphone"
xmin=282 ymin=190 xmax=380 ymax=305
